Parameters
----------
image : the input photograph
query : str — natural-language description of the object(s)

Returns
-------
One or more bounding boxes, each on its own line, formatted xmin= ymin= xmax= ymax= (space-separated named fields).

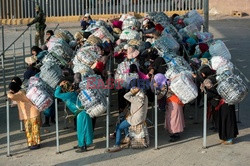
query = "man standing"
xmin=27 ymin=5 xmax=47 ymax=46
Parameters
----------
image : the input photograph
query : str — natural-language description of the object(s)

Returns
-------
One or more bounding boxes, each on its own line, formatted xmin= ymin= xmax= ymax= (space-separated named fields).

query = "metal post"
xmin=1 ymin=55 xmax=6 ymax=95
xmin=6 ymin=99 xmax=11 ymax=157
xmin=20 ymin=121 xmax=23 ymax=132
xmin=154 ymin=88 xmax=158 ymax=150
xmin=29 ymin=27 xmax=32 ymax=51
xmin=194 ymin=78 xmax=198 ymax=124
xmin=2 ymin=26 xmax=4 ymax=58
xmin=13 ymin=43 xmax=17 ymax=76
xmin=203 ymin=90 xmax=207 ymax=148
xmin=64 ymin=104 xmax=68 ymax=129
xmin=106 ymin=56 xmax=112 ymax=149
xmin=55 ymin=98 xmax=60 ymax=154
xmin=22 ymin=34 xmax=26 ymax=68
xmin=203 ymin=0 xmax=209 ymax=32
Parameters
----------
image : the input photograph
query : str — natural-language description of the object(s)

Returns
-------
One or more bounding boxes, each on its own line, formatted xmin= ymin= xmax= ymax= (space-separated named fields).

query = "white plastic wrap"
xmin=170 ymin=74 xmax=198 ymax=104
xmin=154 ymin=34 xmax=180 ymax=53
xmin=42 ymin=52 xmax=68 ymax=67
xmin=209 ymin=40 xmax=231 ymax=60
xmin=92 ymin=26 xmax=115 ymax=42
xmin=40 ymin=62 xmax=62 ymax=89
xmin=195 ymin=32 xmax=214 ymax=43
xmin=74 ymin=49 xmax=100 ymax=67
xmin=217 ymin=74 xmax=248 ymax=105
xmin=211 ymin=56 xmax=229 ymax=71
xmin=120 ymin=29 xmax=140 ymax=41
xmin=122 ymin=18 xmax=140 ymax=30
xmin=184 ymin=10 xmax=204 ymax=30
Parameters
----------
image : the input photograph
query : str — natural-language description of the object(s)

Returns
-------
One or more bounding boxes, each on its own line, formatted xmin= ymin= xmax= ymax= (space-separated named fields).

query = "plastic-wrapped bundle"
xmin=119 ymin=14 xmax=135 ymax=22
xmin=47 ymin=36 xmax=71 ymax=52
xmin=184 ymin=10 xmax=204 ymax=30
xmin=115 ymin=60 xmax=139 ymax=81
xmin=209 ymin=40 xmax=231 ymax=60
xmin=216 ymin=70 xmax=233 ymax=83
xmin=154 ymin=34 xmax=180 ymax=54
xmin=42 ymin=52 xmax=68 ymax=67
xmin=129 ymin=123 xmax=150 ymax=148
xmin=73 ymin=63 xmax=95 ymax=77
xmin=122 ymin=73 xmax=139 ymax=88
xmin=211 ymin=56 xmax=229 ymax=71
xmin=196 ymin=32 xmax=214 ymax=43
xmin=114 ymin=42 xmax=127 ymax=53
xmin=217 ymin=74 xmax=248 ymax=104
xmin=85 ymin=24 xmax=99 ymax=33
xmin=40 ymin=62 xmax=62 ymax=89
xmin=77 ymin=45 xmax=102 ymax=55
xmin=60 ymin=30 xmax=74 ymax=42
xmin=146 ymin=12 xmax=170 ymax=26
xmin=92 ymin=26 xmax=115 ymax=43
xmin=165 ymin=66 xmax=183 ymax=80
xmin=74 ymin=49 xmax=100 ymax=67
xmin=49 ymin=45 xmax=73 ymax=62
xmin=27 ymin=76 xmax=54 ymax=96
xmin=26 ymin=85 xmax=53 ymax=112
xmin=55 ymin=31 xmax=71 ymax=43
xmin=122 ymin=18 xmax=140 ymax=30
xmin=216 ymin=61 xmax=234 ymax=75
xmin=179 ymin=24 xmax=198 ymax=38
xmin=170 ymin=74 xmax=198 ymax=104
xmin=163 ymin=24 xmax=183 ymax=42
xmin=120 ymin=29 xmax=140 ymax=41
xmin=172 ymin=56 xmax=192 ymax=71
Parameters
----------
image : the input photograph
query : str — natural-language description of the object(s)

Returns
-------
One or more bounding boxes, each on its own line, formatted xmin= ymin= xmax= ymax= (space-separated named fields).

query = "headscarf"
xmin=9 ymin=82 xmax=21 ymax=93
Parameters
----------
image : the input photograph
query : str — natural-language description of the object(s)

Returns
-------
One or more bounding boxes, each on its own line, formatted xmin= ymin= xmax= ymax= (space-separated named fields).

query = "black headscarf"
xmin=9 ymin=82 xmax=21 ymax=93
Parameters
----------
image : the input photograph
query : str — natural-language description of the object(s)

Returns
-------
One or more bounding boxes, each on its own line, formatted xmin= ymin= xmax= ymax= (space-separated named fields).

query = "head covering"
xmin=25 ymin=56 xmax=37 ymax=65
xmin=199 ymin=43 xmax=209 ymax=53
xmin=11 ymin=76 xmax=22 ymax=87
xmin=123 ymin=44 xmax=129 ymax=50
xmin=113 ymin=28 xmax=122 ymax=34
xmin=31 ymin=46 xmax=42 ymax=54
xmin=60 ymin=80 xmax=73 ymax=92
xmin=112 ymin=20 xmax=123 ymax=29
xmin=154 ymin=73 xmax=167 ymax=89
xmin=144 ymin=42 xmax=152 ymax=49
xmin=199 ymin=65 xmax=214 ymax=77
xmin=95 ymin=62 xmax=104 ymax=73
xmin=186 ymin=37 xmax=197 ymax=47
xmin=84 ymin=13 xmax=90 ymax=17
xmin=129 ymin=64 xmax=138 ymax=73
xmin=35 ymin=5 xmax=40 ymax=10
xmin=155 ymin=24 xmax=164 ymax=33
xmin=9 ymin=82 xmax=21 ymax=93
xmin=143 ymin=19 xmax=149 ymax=26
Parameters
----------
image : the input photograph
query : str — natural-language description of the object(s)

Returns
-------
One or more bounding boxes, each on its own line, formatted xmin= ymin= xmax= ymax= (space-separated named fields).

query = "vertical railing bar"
xmin=203 ymin=90 xmax=207 ymax=148
xmin=55 ymin=98 xmax=60 ymax=154
xmin=13 ymin=44 xmax=16 ymax=76
xmin=6 ymin=100 xmax=11 ymax=157
xmin=154 ymin=87 xmax=158 ymax=150
xmin=22 ymin=34 xmax=25 ymax=68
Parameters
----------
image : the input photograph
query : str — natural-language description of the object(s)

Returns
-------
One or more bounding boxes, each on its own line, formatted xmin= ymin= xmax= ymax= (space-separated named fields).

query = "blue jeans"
xmin=115 ymin=120 xmax=131 ymax=145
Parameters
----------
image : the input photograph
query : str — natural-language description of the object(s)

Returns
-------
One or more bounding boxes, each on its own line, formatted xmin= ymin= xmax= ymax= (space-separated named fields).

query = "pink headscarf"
xmin=112 ymin=20 xmax=123 ymax=30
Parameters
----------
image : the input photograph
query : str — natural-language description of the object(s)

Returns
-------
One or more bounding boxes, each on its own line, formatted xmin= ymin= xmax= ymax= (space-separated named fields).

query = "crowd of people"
xmin=7 ymin=9 xmax=247 ymax=154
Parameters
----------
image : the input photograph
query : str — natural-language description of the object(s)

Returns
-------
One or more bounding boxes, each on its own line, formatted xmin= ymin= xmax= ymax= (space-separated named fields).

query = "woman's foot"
xmin=109 ymin=132 xmax=116 ymax=139
xmin=121 ymin=137 xmax=130 ymax=144
xmin=169 ymin=134 xmax=180 ymax=142
xmin=75 ymin=146 xmax=87 ymax=153
xmin=107 ymin=145 xmax=122 ymax=153
xmin=30 ymin=144 xmax=40 ymax=150
xmin=222 ymin=139 xmax=233 ymax=145
xmin=73 ymin=145 xmax=79 ymax=149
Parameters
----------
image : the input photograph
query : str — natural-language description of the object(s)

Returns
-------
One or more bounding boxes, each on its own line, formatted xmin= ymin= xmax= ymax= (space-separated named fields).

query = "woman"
xmin=81 ymin=13 xmax=95 ymax=30
xmin=54 ymin=80 xmax=93 ymax=153
xmin=23 ymin=56 xmax=40 ymax=83
xmin=165 ymin=89 xmax=185 ymax=142
xmin=202 ymin=76 xmax=238 ymax=145
xmin=7 ymin=81 xmax=41 ymax=150
xmin=108 ymin=79 xmax=148 ymax=152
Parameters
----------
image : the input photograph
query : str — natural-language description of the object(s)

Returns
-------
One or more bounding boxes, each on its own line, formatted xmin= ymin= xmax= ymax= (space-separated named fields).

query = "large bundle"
xmin=73 ymin=49 xmax=100 ymax=67
xmin=217 ymin=74 xmax=248 ymax=105
xmin=78 ymin=75 xmax=107 ymax=118
xmin=209 ymin=40 xmax=231 ymax=60
xmin=92 ymin=26 xmax=115 ymax=42
xmin=196 ymin=32 xmax=214 ymax=43
xmin=47 ymin=36 xmax=69 ymax=50
xmin=73 ymin=63 xmax=95 ymax=77
xmin=163 ymin=24 xmax=183 ymax=42
xmin=115 ymin=60 xmax=139 ymax=81
xmin=122 ymin=18 xmax=140 ymax=30
xmin=78 ymin=45 xmax=102 ymax=55
xmin=154 ymin=34 xmax=179 ymax=54
xmin=129 ymin=123 xmax=150 ymax=149
xmin=170 ymin=74 xmax=198 ymax=104
xmin=26 ymin=77 xmax=53 ymax=112
xmin=146 ymin=12 xmax=170 ymax=27
xmin=184 ymin=10 xmax=204 ymax=30
xmin=211 ymin=56 xmax=229 ymax=71
xmin=179 ymin=24 xmax=198 ymax=38
xmin=42 ymin=51 xmax=68 ymax=67
xmin=49 ymin=44 xmax=73 ymax=62
xmin=120 ymin=29 xmax=140 ymax=41
xmin=40 ymin=62 xmax=62 ymax=89
xmin=55 ymin=31 xmax=71 ymax=43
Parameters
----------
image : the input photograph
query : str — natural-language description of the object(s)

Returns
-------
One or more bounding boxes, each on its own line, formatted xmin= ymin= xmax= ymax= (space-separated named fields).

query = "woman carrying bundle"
xmin=54 ymin=80 xmax=93 ymax=153
xmin=7 ymin=80 xmax=41 ymax=150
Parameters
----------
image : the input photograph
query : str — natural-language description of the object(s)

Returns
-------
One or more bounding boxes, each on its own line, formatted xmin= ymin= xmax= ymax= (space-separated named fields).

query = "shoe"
xmin=42 ymin=117 xmax=50 ymax=127
xmin=169 ymin=134 xmax=180 ymax=142
xmin=223 ymin=139 xmax=233 ymax=145
xmin=75 ymin=146 xmax=87 ymax=153
xmin=73 ymin=145 xmax=79 ymax=149
xmin=51 ymin=119 xmax=56 ymax=124
xmin=107 ymin=145 xmax=122 ymax=153
xmin=220 ymin=140 xmax=225 ymax=144
xmin=30 ymin=144 xmax=40 ymax=150
xmin=109 ymin=132 xmax=116 ymax=139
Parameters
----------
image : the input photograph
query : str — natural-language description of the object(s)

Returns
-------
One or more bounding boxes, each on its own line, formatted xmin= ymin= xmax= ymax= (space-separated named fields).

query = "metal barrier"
xmin=0 ymin=0 xmax=205 ymax=19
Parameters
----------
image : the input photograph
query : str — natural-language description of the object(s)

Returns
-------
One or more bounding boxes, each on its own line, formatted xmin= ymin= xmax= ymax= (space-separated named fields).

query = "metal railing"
xmin=0 ymin=0 xmax=204 ymax=19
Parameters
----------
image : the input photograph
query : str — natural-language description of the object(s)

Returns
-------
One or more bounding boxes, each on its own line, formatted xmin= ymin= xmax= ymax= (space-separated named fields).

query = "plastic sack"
xmin=40 ymin=62 xmax=62 ymax=89
xmin=26 ymin=86 xmax=53 ymax=112
xmin=211 ymin=56 xmax=229 ymax=70
xmin=209 ymin=40 xmax=231 ymax=60
xmin=92 ymin=26 xmax=115 ymax=43
xmin=196 ymin=32 xmax=214 ymax=43
xmin=154 ymin=34 xmax=180 ymax=54
xmin=129 ymin=123 xmax=150 ymax=148
xmin=73 ymin=63 xmax=95 ymax=77
xmin=122 ymin=18 xmax=140 ymax=30
xmin=74 ymin=49 xmax=100 ymax=67
xmin=120 ymin=29 xmax=140 ymax=41
xmin=170 ymin=74 xmax=198 ymax=104
xmin=217 ymin=74 xmax=248 ymax=105
xmin=184 ymin=10 xmax=204 ymax=30
xmin=42 ymin=52 xmax=68 ymax=68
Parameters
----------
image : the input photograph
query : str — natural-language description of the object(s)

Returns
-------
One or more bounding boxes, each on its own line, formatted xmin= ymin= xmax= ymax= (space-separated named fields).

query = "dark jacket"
xmin=28 ymin=10 xmax=46 ymax=31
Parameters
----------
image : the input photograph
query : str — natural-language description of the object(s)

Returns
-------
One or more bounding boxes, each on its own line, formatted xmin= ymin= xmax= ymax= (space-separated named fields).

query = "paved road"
xmin=0 ymin=16 xmax=249 ymax=166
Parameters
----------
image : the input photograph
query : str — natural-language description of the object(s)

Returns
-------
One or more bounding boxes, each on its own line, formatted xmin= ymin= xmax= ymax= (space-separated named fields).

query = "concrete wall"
xmin=209 ymin=0 xmax=250 ymax=15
